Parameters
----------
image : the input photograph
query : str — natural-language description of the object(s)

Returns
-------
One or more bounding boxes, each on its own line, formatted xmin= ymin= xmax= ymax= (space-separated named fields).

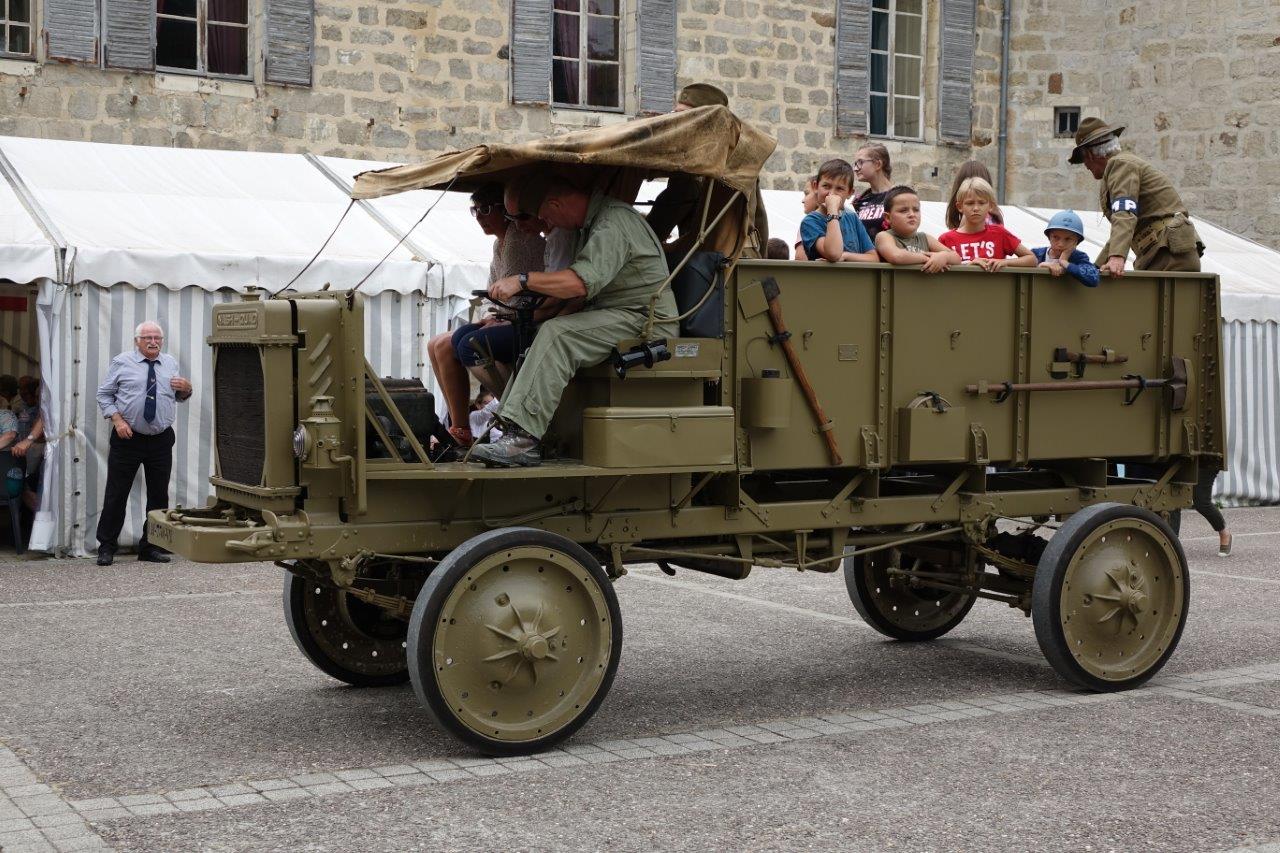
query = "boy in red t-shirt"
xmin=939 ymin=176 xmax=1033 ymax=270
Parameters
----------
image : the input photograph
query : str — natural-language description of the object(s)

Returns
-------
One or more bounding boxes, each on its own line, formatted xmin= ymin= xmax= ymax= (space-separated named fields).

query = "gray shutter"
xmin=938 ymin=0 xmax=975 ymax=144
xmin=266 ymin=0 xmax=315 ymax=87
xmin=637 ymin=0 xmax=676 ymax=114
xmin=103 ymin=0 xmax=154 ymax=70
xmin=511 ymin=0 xmax=552 ymax=105
xmin=45 ymin=0 xmax=99 ymax=63
xmin=834 ymin=0 xmax=870 ymax=136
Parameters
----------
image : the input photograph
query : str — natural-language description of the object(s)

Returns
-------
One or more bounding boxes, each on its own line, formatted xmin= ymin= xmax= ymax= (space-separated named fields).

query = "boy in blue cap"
xmin=997 ymin=211 xmax=1099 ymax=286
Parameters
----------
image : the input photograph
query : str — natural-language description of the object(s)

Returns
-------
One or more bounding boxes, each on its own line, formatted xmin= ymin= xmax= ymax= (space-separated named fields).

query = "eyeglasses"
xmin=853 ymin=158 xmax=876 ymax=168
xmin=137 ymin=335 xmax=164 ymax=342
xmin=503 ymin=211 xmax=534 ymax=223
xmin=469 ymin=204 xmax=497 ymax=217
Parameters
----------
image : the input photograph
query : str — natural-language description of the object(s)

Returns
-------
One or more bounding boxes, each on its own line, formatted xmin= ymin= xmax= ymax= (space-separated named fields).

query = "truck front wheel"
xmin=283 ymin=572 xmax=410 ymax=687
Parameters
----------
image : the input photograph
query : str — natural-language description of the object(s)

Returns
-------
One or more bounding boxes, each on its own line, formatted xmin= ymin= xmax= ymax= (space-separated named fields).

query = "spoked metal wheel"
xmin=1032 ymin=503 xmax=1189 ymax=691
xmin=283 ymin=572 xmax=409 ymax=687
xmin=406 ymin=527 xmax=622 ymax=755
xmin=843 ymin=528 xmax=977 ymax=641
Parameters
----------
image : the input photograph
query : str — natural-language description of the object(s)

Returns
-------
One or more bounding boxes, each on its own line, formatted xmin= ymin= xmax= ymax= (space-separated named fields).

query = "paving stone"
xmin=55 ymin=837 xmax=112 ymax=852
xmin=115 ymin=794 xmax=167 ymax=807
xmin=261 ymin=788 xmax=313 ymax=803
xmin=0 ymin=829 xmax=49 ymax=845
xmin=165 ymin=788 xmax=213 ymax=802
xmin=333 ymin=769 xmax=381 ymax=782
xmin=743 ymin=732 xmax=789 ymax=744
xmin=208 ymin=783 xmax=255 ymax=797
xmin=32 ymin=814 xmax=87 ymax=829
xmin=540 ymin=753 xmax=588 ymax=767
xmin=372 ymin=765 xmax=419 ymax=777
xmin=77 ymin=808 xmax=131 ymax=821
xmin=303 ymin=782 xmax=352 ymax=796
xmin=613 ymin=747 xmax=659 ymax=760
xmin=593 ymin=739 xmax=638 ymax=751
xmin=66 ymin=799 xmax=117 ymax=813
xmin=290 ymin=772 xmax=339 ymax=787
xmin=495 ymin=760 xmax=546 ymax=774
xmin=664 ymin=733 xmax=708 ymax=744
xmin=246 ymin=779 xmax=296 ymax=793
xmin=409 ymin=761 xmax=457 ymax=773
xmin=465 ymin=764 xmax=511 ymax=778
xmin=427 ymin=769 xmax=474 ymax=783
xmin=126 ymin=803 xmax=178 ymax=817
xmin=388 ymin=774 xmax=436 ymax=789
xmin=580 ymin=751 xmax=626 ymax=764
xmin=449 ymin=757 xmax=498 ymax=768
xmin=347 ymin=778 xmax=394 ymax=791
xmin=39 ymin=824 xmax=95 ymax=842
xmin=3 ymin=784 xmax=52 ymax=798
xmin=0 ymin=816 xmax=37 ymax=832
xmin=218 ymin=793 xmax=267 ymax=807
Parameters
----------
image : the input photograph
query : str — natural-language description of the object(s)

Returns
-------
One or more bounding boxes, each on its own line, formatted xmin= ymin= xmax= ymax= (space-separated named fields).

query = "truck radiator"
xmin=214 ymin=344 xmax=266 ymax=485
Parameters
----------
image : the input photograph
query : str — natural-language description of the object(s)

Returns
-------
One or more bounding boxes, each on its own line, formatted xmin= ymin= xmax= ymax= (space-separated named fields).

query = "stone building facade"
xmin=0 ymin=0 xmax=1276 ymax=249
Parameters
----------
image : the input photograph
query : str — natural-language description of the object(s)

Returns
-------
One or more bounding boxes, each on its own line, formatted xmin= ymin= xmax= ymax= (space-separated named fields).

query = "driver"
xmin=469 ymin=174 xmax=679 ymax=467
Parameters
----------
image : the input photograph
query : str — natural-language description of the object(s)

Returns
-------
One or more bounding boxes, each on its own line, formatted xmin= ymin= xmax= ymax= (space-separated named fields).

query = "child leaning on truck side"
xmin=939 ymin=176 xmax=1033 ymax=270
xmin=872 ymin=185 xmax=962 ymax=274
xmin=798 ymin=158 xmax=879 ymax=264
xmin=995 ymin=210 xmax=1101 ymax=286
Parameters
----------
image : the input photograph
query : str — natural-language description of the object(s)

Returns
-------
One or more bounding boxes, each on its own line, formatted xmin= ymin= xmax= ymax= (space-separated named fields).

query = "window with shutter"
xmin=636 ymin=0 xmax=675 ymax=114
xmin=104 ymin=0 xmax=155 ymax=70
xmin=868 ymin=0 xmax=924 ymax=140
xmin=551 ymin=0 xmax=623 ymax=110
xmin=155 ymin=0 xmax=250 ymax=77
xmin=265 ymin=0 xmax=314 ymax=86
xmin=1 ymin=0 xmax=33 ymax=57
xmin=511 ymin=0 xmax=553 ymax=105
xmin=44 ymin=0 xmax=98 ymax=63
xmin=834 ymin=0 xmax=870 ymax=137
xmin=938 ymin=0 xmax=975 ymax=144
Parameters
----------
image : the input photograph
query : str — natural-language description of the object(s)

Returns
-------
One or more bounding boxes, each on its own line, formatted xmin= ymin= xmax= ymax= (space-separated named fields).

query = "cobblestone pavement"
xmin=1 ymin=508 xmax=1278 ymax=852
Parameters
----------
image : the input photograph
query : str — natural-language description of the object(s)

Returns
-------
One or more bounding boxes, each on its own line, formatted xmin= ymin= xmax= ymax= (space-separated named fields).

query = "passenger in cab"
xmin=939 ymin=177 xmax=1033 ymax=270
xmin=996 ymin=210 xmax=1101 ymax=286
xmin=470 ymin=174 xmax=678 ymax=468
xmin=850 ymin=143 xmax=894 ymax=241
xmin=798 ymin=158 xmax=878 ymax=264
xmin=944 ymin=160 xmax=1004 ymax=230
xmin=872 ymin=186 xmax=960 ymax=273
xmin=426 ymin=183 xmax=545 ymax=447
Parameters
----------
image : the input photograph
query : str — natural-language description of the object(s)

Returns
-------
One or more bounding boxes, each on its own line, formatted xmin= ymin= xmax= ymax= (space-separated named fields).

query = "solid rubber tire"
xmin=843 ymin=549 xmax=976 ymax=641
xmin=406 ymin=527 xmax=623 ymax=756
xmin=282 ymin=571 xmax=410 ymax=687
xmin=1031 ymin=502 xmax=1190 ymax=691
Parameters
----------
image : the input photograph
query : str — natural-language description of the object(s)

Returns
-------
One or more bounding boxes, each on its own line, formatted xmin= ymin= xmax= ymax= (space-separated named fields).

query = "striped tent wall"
xmin=0 ymin=285 xmax=40 ymax=378
xmin=37 ymin=283 xmax=445 ymax=556
xmin=1217 ymin=319 xmax=1280 ymax=506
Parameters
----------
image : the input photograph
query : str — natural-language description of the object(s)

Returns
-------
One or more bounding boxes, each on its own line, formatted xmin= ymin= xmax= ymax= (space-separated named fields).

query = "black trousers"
xmin=96 ymin=427 xmax=174 ymax=553
xmin=1169 ymin=466 xmax=1226 ymax=536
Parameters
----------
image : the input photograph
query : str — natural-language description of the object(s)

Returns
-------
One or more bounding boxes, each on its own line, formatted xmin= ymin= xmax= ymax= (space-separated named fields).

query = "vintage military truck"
xmin=150 ymin=107 xmax=1224 ymax=755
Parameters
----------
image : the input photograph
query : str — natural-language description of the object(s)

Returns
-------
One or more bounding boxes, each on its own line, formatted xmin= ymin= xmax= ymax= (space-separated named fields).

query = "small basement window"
xmin=0 ymin=0 xmax=33 ymax=57
xmin=1055 ymin=106 xmax=1081 ymax=138
xmin=156 ymin=0 xmax=250 ymax=77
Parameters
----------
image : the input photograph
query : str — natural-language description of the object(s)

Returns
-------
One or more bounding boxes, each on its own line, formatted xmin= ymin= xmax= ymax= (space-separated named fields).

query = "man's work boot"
xmin=468 ymin=423 xmax=542 ymax=468
xmin=96 ymin=545 xmax=115 ymax=566
xmin=138 ymin=548 xmax=171 ymax=563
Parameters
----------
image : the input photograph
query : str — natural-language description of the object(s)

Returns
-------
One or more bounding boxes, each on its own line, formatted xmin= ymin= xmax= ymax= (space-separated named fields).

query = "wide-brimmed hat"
xmin=1068 ymin=117 xmax=1125 ymax=164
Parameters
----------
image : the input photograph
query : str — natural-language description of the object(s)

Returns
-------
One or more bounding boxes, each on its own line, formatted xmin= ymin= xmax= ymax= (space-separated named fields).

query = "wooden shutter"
xmin=44 ymin=0 xmax=99 ymax=63
xmin=511 ymin=0 xmax=552 ymax=105
xmin=266 ymin=0 xmax=315 ymax=86
xmin=637 ymin=0 xmax=676 ymax=114
xmin=938 ymin=0 xmax=975 ymax=144
xmin=103 ymin=0 xmax=154 ymax=70
xmin=835 ymin=0 xmax=871 ymax=137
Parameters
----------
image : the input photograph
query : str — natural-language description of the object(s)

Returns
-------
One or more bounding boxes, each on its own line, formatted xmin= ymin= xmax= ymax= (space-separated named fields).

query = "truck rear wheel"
xmin=283 ymin=572 xmax=410 ymax=687
xmin=406 ymin=527 xmax=622 ymax=756
xmin=1032 ymin=503 xmax=1189 ymax=691
xmin=843 ymin=536 xmax=976 ymax=641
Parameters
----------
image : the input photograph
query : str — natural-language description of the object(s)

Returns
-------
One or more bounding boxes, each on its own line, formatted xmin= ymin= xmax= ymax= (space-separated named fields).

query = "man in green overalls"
xmin=1070 ymin=117 xmax=1204 ymax=277
xmin=471 ymin=174 xmax=679 ymax=467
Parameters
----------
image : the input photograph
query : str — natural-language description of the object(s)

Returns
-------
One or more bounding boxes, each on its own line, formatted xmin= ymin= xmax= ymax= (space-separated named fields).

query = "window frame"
xmin=868 ymin=0 xmax=925 ymax=143
xmin=550 ymin=0 xmax=625 ymax=114
xmin=1054 ymin=106 xmax=1082 ymax=139
xmin=155 ymin=0 xmax=252 ymax=81
xmin=0 ymin=0 xmax=34 ymax=59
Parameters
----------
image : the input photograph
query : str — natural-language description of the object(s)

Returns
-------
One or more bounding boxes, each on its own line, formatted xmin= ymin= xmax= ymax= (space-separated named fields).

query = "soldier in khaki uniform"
xmin=647 ymin=83 xmax=769 ymax=259
xmin=471 ymin=174 xmax=679 ymax=467
xmin=1070 ymin=117 xmax=1203 ymax=277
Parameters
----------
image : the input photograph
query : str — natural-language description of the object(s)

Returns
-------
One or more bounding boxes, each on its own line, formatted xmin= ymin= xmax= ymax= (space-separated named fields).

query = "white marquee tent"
xmin=0 ymin=136 xmax=490 ymax=555
xmin=1 ymin=142 xmax=1277 ymax=556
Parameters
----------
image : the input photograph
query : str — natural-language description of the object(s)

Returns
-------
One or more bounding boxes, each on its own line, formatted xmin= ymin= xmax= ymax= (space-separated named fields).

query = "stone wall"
xmin=1003 ymin=0 xmax=1280 ymax=251
xmin=0 ymin=0 xmax=1003 ymax=206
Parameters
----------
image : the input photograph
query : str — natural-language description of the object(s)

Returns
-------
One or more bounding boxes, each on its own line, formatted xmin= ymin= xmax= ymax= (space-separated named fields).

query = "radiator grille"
xmin=214 ymin=345 xmax=265 ymax=485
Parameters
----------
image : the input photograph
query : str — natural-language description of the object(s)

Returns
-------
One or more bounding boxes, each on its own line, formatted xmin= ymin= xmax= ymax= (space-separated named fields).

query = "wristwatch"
xmin=518 ymin=272 xmax=530 ymax=292
xmin=825 ymin=212 xmax=840 ymax=223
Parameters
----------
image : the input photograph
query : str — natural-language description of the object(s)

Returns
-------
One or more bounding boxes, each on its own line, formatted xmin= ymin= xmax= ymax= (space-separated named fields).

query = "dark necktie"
xmin=144 ymin=360 xmax=157 ymax=423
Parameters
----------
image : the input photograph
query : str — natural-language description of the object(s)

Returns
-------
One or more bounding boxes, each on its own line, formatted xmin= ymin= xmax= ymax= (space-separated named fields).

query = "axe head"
xmin=760 ymin=276 xmax=781 ymax=302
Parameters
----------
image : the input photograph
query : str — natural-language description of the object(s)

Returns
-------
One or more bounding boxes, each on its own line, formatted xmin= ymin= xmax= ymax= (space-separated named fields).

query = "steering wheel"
xmin=471 ymin=289 xmax=547 ymax=312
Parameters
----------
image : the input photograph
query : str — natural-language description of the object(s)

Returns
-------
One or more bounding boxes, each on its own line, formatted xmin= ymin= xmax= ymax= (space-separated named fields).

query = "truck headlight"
xmin=292 ymin=425 xmax=311 ymax=460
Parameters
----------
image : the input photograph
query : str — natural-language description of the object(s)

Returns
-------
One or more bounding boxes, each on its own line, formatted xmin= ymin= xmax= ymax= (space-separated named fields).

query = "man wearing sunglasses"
xmin=469 ymin=174 xmax=678 ymax=467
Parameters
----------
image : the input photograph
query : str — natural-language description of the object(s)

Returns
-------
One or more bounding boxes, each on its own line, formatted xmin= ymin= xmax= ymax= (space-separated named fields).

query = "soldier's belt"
xmin=1133 ymin=214 xmax=1183 ymax=257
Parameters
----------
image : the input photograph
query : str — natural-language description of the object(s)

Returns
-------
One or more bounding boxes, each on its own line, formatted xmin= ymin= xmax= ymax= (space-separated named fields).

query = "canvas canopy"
xmin=352 ymin=106 xmax=777 ymax=261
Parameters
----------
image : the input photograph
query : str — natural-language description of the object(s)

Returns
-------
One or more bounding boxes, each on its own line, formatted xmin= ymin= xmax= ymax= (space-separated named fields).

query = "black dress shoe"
xmin=138 ymin=549 xmax=171 ymax=563
xmin=96 ymin=546 xmax=114 ymax=566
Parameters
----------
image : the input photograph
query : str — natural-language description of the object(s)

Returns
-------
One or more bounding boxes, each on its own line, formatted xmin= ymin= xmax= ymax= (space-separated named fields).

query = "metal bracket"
xmin=736 ymin=490 xmax=770 ymax=526
xmin=860 ymin=427 xmax=883 ymax=468
xmin=969 ymin=423 xmax=989 ymax=464
xmin=820 ymin=471 xmax=867 ymax=519
xmin=1121 ymin=374 xmax=1147 ymax=405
